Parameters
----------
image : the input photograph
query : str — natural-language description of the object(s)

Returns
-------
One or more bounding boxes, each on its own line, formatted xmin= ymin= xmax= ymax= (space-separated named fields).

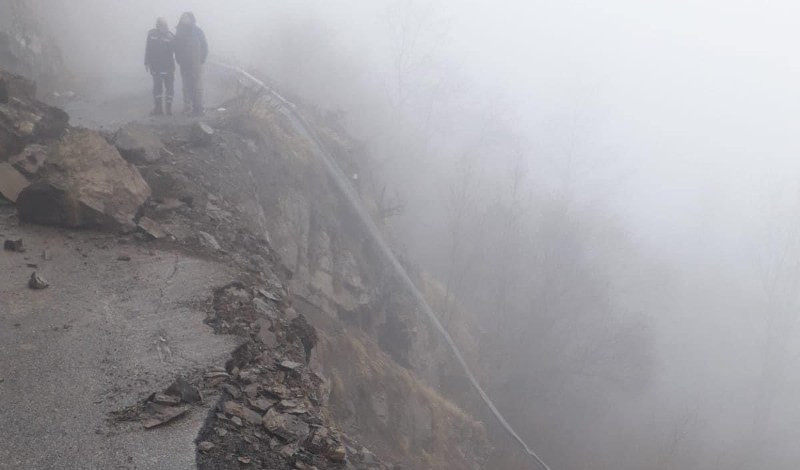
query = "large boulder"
xmin=16 ymin=128 xmax=151 ymax=228
xmin=112 ymin=122 xmax=164 ymax=164
xmin=0 ymin=70 xmax=68 ymax=159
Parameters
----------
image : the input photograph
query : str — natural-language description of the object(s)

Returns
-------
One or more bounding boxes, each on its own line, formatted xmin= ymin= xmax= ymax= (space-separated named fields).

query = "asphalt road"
xmin=0 ymin=206 xmax=240 ymax=469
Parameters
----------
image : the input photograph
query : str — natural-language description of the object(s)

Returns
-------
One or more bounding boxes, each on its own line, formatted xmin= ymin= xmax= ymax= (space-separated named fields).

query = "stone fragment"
xmin=238 ymin=456 xmax=251 ymax=464
xmin=223 ymin=401 xmax=263 ymax=426
xmin=253 ymin=298 xmax=277 ymax=320
xmin=190 ymin=122 xmax=215 ymax=145
xmin=196 ymin=231 xmax=221 ymax=250
xmin=113 ymin=122 xmax=164 ymax=164
xmin=257 ymin=288 xmax=281 ymax=302
xmin=279 ymin=400 xmax=308 ymax=415
xmin=165 ymin=377 xmax=202 ymax=404
xmin=151 ymin=393 xmax=181 ymax=406
xmin=141 ymin=403 xmax=189 ymax=429
xmin=258 ymin=325 xmax=278 ymax=349
xmin=262 ymin=408 xmax=310 ymax=442
xmin=28 ymin=272 xmax=49 ymax=289
xmin=279 ymin=444 xmax=297 ymax=458
xmin=278 ymin=360 xmax=302 ymax=371
xmin=154 ymin=197 xmax=184 ymax=212
xmin=249 ymin=397 xmax=276 ymax=413
xmin=222 ymin=384 xmax=242 ymax=399
xmin=243 ymin=383 xmax=260 ymax=398
xmin=328 ymin=445 xmax=347 ymax=463
xmin=9 ymin=144 xmax=48 ymax=177
xmin=197 ymin=441 xmax=215 ymax=452
xmin=0 ymin=71 xmax=68 ymax=159
xmin=0 ymin=162 xmax=29 ymax=202
xmin=305 ymin=427 xmax=330 ymax=455
xmin=137 ymin=217 xmax=166 ymax=239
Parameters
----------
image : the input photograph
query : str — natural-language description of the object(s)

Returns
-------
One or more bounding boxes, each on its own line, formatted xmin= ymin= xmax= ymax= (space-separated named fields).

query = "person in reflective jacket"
xmin=174 ymin=12 xmax=208 ymax=116
xmin=144 ymin=17 xmax=175 ymax=116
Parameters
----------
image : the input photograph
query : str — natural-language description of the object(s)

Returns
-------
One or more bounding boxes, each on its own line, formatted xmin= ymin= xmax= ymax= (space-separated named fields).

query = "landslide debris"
xmin=90 ymin=105 xmax=396 ymax=468
xmin=0 ymin=70 xmax=151 ymax=230
xmin=195 ymin=283 xmax=395 ymax=470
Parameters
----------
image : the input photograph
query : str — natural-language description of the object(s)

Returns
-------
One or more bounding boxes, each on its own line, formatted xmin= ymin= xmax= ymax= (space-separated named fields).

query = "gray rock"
xmin=113 ymin=122 xmax=164 ymax=164
xmin=16 ymin=129 xmax=150 ymax=229
xmin=0 ymin=162 xmax=30 ymax=203
xmin=141 ymin=403 xmax=189 ymax=429
xmin=28 ymin=272 xmax=49 ymax=289
xmin=9 ymin=144 xmax=48 ymax=178
xmin=197 ymin=441 xmax=215 ymax=452
xmin=262 ymin=408 xmax=310 ymax=442
xmin=278 ymin=360 xmax=302 ymax=371
xmin=165 ymin=377 xmax=202 ymax=404
xmin=223 ymin=401 xmax=263 ymax=426
xmin=222 ymin=384 xmax=242 ymax=399
xmin=258 ymin=322 xmax=278 ymax=349
xmin=0 ymin=71 xmax=68 ymax=159
xmin=196 ymin=231 xmax=221 ymax=250
xmin=190 ymin=122 xmax=215 ymax=145
xmin=151 ymin=393 xmax=181 ymax=406
xmin=137 ymin=217 xmax=167 ymax=239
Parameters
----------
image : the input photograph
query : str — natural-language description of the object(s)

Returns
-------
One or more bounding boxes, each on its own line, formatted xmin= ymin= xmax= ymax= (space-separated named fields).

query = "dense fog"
xmin=18 ymin=1 xmax=800 ymax=468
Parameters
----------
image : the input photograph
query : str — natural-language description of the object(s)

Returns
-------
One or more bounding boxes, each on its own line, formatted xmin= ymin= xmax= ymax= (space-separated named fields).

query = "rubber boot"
xmin=165 ymin=100 xmax=173 ymax=116
xmin=151 ymin=97 xmax=163 ymax=116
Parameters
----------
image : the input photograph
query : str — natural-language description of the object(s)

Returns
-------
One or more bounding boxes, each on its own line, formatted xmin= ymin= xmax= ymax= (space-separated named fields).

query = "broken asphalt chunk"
xmin=4 ymin=238 xmax=24 ymax=252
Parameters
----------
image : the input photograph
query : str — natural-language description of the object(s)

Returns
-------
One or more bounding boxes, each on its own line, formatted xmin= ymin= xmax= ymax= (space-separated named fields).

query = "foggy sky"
xmin=32 ymin=1 xmax=800 ymax=467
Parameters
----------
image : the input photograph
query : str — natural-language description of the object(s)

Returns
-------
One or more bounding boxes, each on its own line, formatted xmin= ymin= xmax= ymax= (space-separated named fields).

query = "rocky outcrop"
xmin=17 ymin=128 xmax=151 ymax=228
xmin=0 ymin=70 xmax=68 ymax=159
xmin=0 ymin=1 xmax=71 ymax=96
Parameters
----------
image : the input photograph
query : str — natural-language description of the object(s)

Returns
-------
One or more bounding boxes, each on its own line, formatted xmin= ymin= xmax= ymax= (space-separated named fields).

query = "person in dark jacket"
xmin=174 ymin=12 xmax=208 ymax=116
xmin=144 ymin=17 xmax=175 ymax=116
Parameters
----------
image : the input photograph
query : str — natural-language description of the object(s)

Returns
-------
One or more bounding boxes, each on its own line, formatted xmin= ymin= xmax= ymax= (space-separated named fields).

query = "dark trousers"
xmin=152 ymin=71 xmax=175 ymax=105
xmin=180 ymin=64 xmax=204 ymax=113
